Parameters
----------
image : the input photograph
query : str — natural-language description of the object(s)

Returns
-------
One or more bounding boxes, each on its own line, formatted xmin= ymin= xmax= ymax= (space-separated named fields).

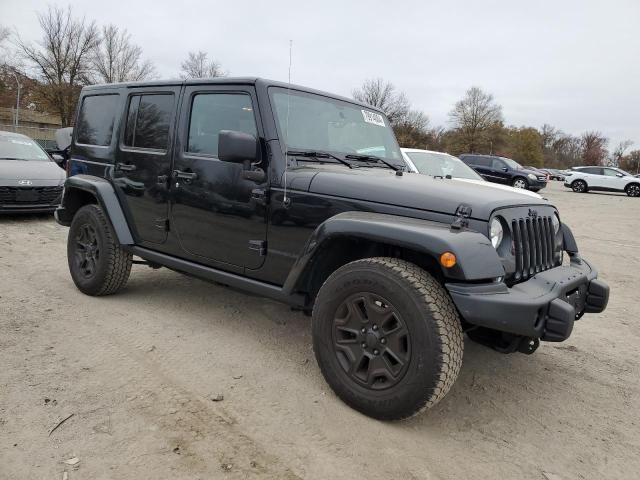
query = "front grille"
xmin=511 ymin=216 xmax=556 ymax=281
xmin=537 ymin=175 xmax=547 ymax=181
xmin=0 ymin=186 xmax=63 ymax=206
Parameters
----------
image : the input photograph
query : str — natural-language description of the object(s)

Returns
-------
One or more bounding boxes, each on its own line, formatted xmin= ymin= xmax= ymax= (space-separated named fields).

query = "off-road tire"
xmin=512 ymin=177 xmax=529 ymax=189
xmin=572 ymin=179 xmax=588 ymax=193
xmin=312 ymin=257 xmax=464 ymax=420
xmin=625 ymin=183 xmax=640 ymax=197
xmin=68 ymin=204 xmax=132 ymax=296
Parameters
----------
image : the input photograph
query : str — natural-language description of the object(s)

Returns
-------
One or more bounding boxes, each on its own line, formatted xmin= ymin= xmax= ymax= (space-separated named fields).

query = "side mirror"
xmin=502 ymin=167 xmax=508 ymax=172
xmin=616 ymin=173 xmax=624 ymax=177
xmin=218 ymin=130 xmax=258 ymax=164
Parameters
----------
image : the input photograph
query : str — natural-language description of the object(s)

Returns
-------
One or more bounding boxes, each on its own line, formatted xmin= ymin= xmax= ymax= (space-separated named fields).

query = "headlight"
xmin=489 ymin=218 xmax=504 ymax=248
xmin=552 ymin=214 xmax=560 ymax=234
xmin=527 ymin=173 xmax=537 ymax=180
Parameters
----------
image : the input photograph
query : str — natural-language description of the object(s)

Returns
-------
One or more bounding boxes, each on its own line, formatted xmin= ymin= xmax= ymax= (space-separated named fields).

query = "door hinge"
xmin=251 ymin=188 xmax=268 ymax=206
xmin=249 ymin=240 xmax=267 ymax=256
xmin=155 ymin=218 xmax=170 ymax=231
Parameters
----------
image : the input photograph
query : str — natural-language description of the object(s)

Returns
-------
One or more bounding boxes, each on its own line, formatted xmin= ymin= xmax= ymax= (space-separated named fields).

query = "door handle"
xmin=173 ymin=170 xmax=198 ymax=182
xmin=116 ymin=163 xmax=136 ymax=172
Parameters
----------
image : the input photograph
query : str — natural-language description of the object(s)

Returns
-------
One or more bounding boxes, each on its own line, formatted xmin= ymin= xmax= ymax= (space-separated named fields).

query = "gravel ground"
xmin=1 ymin=181 xmax=638 ymax=480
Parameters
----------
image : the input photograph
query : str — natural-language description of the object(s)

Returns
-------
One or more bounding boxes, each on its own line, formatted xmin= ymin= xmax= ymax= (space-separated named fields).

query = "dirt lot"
xmin=1 ymin=181 xmax=639 ymax=480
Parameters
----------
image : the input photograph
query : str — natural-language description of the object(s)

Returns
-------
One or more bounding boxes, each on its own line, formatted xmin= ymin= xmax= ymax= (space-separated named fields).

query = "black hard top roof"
xmin=82 ymin=77 xmax=383 ymax=113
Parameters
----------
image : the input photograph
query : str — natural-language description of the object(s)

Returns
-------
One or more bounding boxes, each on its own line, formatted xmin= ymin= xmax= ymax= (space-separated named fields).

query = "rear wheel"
xmin=572 ymin=179 xmax=588 ymax=193
xmin=68 ymin=204 xmax=132 ymax=296
xmin=512 ymin=177 xmax=528 ymax=189
xmin=625 ymin=183 xmax=640 ymax=197
xmin=312 ymin=257 xmax=464 ymax=420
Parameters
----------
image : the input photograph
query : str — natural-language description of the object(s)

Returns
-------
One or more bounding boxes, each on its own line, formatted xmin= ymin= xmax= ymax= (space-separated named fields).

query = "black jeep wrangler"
xmin=56 ymin=78 xmax=609 ymax=420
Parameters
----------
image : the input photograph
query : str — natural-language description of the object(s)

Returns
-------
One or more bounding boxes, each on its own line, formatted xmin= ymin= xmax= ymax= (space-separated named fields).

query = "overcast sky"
xmin=2 ymin=0 xmax=638 ymax=149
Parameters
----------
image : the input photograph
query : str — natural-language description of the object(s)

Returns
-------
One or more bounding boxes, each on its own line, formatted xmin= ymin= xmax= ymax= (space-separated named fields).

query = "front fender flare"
xmin=56 ymin=175 xmax=134 ymax=245
xmin=282 ymin=211 xmax=504 ymax=294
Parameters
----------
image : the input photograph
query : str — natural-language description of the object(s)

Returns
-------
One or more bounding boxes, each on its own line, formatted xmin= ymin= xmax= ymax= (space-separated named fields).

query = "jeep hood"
xmin=306 ymin=169 xmax=550 ymax=220
xmin=0 ymin=160 xmax=65 ymax=183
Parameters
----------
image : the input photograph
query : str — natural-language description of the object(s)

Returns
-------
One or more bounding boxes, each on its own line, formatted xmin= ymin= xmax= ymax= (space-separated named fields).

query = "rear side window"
xmin=187 ymin=93 xmax=257 ymax=157
xmin=124 ymin=94 xmax=174 ymax=150
xmin=582 ymin=167 xmax=602 ymax=175
xmin=76 ymin=94 xmax=119 ymax=146
xmin=472 ymin=157 xmax=491 ymax=167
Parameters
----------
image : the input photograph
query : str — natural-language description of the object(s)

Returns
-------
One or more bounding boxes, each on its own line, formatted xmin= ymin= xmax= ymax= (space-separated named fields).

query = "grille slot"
xmin=0 ymin=186 xmax=63 ymax=206
xmin=511 ymin=215 xmax=556 ymax=281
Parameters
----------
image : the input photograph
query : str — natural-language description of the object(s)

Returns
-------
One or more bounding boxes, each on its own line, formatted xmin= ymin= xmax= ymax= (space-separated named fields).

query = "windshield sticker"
xmin=361 ymin=110 xmax=386 ymax=127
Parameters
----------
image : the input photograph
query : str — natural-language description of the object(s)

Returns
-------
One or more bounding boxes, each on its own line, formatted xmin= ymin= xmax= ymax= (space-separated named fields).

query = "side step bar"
xmin=128 ymin=246 xmax=306 ymax=308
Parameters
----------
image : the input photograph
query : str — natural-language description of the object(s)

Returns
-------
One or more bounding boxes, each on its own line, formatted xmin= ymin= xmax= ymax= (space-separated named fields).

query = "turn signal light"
xmin=440 ymin=252 xmax=457 ymax=268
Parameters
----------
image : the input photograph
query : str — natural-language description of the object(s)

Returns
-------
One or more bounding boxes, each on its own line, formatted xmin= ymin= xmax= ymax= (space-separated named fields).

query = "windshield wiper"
xmin=344 ymin=154 xmax=402 ymax=171
xmin=0 ymin=157 xmax=24 ymax=160
xmin=286 ymin=150 xmax=354 ymax=169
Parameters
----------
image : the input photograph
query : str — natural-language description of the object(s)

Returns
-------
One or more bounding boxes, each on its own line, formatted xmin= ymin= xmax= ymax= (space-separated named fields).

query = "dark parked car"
xmin=55 ymin=78 xmax=608 ymax=420
xmin=460 ymin=154 xmax=547 ymax=191
xmin=0 ymin=130 xmax=65 ymax=214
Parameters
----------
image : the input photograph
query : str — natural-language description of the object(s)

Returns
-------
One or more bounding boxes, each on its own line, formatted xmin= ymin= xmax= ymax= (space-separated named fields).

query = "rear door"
xmin=468 ymin=157 xmax=493 ymax=180
xmin=114 ymin=87 xmax=179 ymax=245
xmin=170 ymin=84 xmax=268 ymax=270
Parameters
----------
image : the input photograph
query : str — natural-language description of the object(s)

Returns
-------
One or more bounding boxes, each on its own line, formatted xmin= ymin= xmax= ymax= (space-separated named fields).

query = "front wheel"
xmin=625 ymin=183 xmax=640 ymax=197
xmin=572 ymin=180 xmax=588 ymax=193
xmin=512 ymin=177 xmax=528 ymax=189
xmin=68 ymin=204 xmax=132 ymax=296
xmin=312 ymin=257 xmax=464 ymax=420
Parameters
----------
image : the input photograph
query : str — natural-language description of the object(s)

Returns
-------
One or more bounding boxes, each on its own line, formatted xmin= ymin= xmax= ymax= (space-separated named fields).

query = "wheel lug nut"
xmin=361 ymin=328 xmax=366 ymax=334
xmin=361 ymin=343 xmax=367 ymax=348
xmin=380 ymin=338 xmax=386 ymax=344
xmin=372 ymin=325 xmax=378 ymax=331
xmin=373 ymin=349 xmax=379 ymax=355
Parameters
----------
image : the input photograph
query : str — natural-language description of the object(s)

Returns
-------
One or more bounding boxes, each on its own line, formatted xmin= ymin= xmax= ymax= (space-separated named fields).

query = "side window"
xmin=491 ymin=159 xmax=505 ymax=169
xmin=187 ymin=93 xmax=257 ymax=157
xmin=76 ymin=94 xmax=119 ymax=146
xmin=603 ymin=168 xmax=619 ymax=177
xmin=583 ymin=167 xmax=602 ymax=175
xmin=474 ymin=157 xmax=491 ymax=167
xmin=124 ymin=94 xmax=174 ymax=150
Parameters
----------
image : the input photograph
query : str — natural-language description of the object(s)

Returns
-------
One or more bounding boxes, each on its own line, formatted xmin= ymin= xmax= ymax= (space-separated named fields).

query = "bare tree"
xmin=352 ymin=78 xmax=410 ymax=125
xmin=17 ymin=6 xmax=99 ymax=125
xmin=91 ymin=25 xmax=155 ymax=83
xmin=611 ymin=139 xmax=633 ymax=166
xmin=180 ymin=51 xmax=225 ymax=79
xmin=449 ymin=86 xmax=503 ymax=153
xmin=580 ymin=130 xmax=609 ymax=166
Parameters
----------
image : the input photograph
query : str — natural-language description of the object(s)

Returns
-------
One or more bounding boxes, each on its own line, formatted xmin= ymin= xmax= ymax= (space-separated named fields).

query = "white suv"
xmin=564 ymin=166 xmax=640 ymax=197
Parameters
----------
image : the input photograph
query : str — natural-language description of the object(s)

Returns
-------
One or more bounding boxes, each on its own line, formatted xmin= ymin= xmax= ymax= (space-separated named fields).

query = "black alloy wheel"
xmin=74 ymin=223 xmax=100 ymax=278
xmin=626 ymin=184 xmax=640 ymax=197
xmin=332 ymin=292 xmax=410 ymax=390
xmin=572 ymin=180 xmax=587 ymax=193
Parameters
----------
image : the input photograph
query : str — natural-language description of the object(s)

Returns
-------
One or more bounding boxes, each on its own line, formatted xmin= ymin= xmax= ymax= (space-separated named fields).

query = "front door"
xmin=114 ymin=88 xmax=178 ymax=244
xmin=170 ymin=85 xmax=267 ymax=270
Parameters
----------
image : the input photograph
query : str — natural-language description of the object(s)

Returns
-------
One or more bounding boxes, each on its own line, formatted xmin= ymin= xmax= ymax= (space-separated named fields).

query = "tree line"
xmin=353 ymin=79 xmax=638 ymax=172
xmin=0 ymin=6 xmax=224 ymax=126
xmin=1 ymin=6 xmax=637 ymax=172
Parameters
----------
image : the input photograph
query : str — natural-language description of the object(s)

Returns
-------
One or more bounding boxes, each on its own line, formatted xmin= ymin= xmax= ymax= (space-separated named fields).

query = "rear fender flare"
xmin=58 ymin=175 xmax=134 ymax=245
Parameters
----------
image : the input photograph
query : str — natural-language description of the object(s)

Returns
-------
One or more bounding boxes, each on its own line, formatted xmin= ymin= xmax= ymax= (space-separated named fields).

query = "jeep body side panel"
xmin=57 ymin=174 xmax=134 ymax=245
xmin=281 ymin=211 xmax=504 ymax=294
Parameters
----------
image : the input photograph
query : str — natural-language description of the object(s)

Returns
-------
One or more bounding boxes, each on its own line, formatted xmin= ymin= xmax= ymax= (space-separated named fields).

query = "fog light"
xmin=440 ymin=252 xmax=457 ymax=268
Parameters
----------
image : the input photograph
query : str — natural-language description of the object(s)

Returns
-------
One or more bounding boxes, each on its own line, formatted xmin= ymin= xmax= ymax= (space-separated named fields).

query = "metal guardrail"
xmin=0 ymin=124 xmax=59 ymax=150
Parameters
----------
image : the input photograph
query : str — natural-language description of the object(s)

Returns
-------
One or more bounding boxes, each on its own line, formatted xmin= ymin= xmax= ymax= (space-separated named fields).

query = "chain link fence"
xmin=0 ymin=124 xmax=60 ymax=150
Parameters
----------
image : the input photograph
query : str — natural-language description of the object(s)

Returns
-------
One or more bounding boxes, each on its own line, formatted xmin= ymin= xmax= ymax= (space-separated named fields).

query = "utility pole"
xmin=10 ymin=70 xmax=21 ymax=127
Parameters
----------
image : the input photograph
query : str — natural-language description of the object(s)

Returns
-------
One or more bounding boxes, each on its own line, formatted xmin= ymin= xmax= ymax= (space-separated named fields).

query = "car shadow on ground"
xmin=117 ymin=267 xmax=586 ymax=430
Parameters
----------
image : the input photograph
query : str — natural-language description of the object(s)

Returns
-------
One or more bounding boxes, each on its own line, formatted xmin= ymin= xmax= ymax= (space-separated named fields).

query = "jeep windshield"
xmin=0 ymin=135 xmax=50 ymax=161
xmin=270 ymin=88 xmax=404 ymax=168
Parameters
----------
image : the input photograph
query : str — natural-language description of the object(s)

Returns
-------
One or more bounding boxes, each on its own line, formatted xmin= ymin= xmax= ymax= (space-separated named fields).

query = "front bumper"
xmin=0 ymin=204 xmax=58 ymax=214
xmin=446 ymin=257 xmax=609 ymax=342
xmin=528 ymin=179 xmax=548 ymax=191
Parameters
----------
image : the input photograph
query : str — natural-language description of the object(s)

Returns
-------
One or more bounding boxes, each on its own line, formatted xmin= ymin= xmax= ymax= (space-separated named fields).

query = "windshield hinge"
xmin=451 ymin=204 xmax=472 ymax=231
